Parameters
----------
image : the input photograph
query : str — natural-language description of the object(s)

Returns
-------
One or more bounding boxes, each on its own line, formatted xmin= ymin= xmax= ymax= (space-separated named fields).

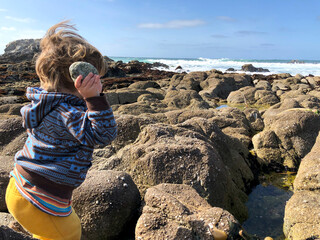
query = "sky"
xmin=0 ymin=0 xmax=320 ymax=59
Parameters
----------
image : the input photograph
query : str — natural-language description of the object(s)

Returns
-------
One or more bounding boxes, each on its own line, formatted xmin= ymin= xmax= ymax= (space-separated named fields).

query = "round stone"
xmin=69 ymin=61 xmax=99 ymax=82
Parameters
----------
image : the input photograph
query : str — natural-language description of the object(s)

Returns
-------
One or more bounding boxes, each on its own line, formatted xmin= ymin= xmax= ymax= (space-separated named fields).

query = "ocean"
xmin=110 ymin=57 xmax=320 ymax=76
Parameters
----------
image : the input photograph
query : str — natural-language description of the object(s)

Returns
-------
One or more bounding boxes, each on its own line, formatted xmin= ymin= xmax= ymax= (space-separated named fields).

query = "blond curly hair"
xmin=36 ymin=20 xmax=106 ymax=92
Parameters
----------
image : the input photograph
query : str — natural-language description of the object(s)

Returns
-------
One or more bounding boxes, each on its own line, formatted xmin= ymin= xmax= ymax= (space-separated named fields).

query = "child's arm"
xmin=59 ymin=73 xmax=117 ymax=146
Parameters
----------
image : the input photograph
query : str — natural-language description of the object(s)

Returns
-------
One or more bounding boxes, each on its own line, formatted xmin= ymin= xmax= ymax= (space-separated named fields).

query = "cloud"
xmin=138 ymin=19 xmax=205 ymax=29
xmin=1 ymin=27 xmax=16 ymax=31
xmin=236 ymin=30 xmax=267 ymax=35
xmin=317 ymin=16 xmax=320 ymax=21
xmin=211 ymin=34 xmax=228 ymax=38
xmin=0 ymin=8 xmax=8 ymax=12
xmin=216 ymin=16 xmax=236 ymax=22
xmin=5 ymin=16 xmax=34 ymax=23
xmin=261 ymin=43 xmax=275 ymax=47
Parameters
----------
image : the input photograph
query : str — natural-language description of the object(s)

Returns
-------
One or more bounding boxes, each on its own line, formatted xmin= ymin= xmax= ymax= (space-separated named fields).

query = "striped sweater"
xmin=13 ymin=87 xmax=117 ymax=215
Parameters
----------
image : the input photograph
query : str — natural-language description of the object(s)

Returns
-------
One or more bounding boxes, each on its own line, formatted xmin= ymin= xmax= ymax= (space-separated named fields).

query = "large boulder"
xmin=284 ymin=133 xmax=320 ymax=239
xmin=0 ymin=39 xmax=40 ymax=64
xmin=163 ymin=89 xmax=209 ymax=110
xmin=136 ymin=183 xmax=242 ymax=239
xmin=72 ymin=170 xmax=140 ymax=240
xmin=227 ymin=86 xmax=279 ymax=106
xmin=253 ymin=109 xmax=320 ymax=169
xmin=169 ymin=72 xmax=206 ymax=91
xmin=200 ymin=74 xmax=253 ymax=100
xmin=102 ymin=122 xmax=251 ymax=221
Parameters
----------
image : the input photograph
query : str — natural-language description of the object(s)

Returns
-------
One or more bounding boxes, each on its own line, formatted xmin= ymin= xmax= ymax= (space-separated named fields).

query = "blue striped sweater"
xmin=15 ymin=87 xmax=117 ymax=188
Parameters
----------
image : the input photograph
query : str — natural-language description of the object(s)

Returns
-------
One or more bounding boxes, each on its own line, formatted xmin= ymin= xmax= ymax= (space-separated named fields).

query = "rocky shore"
xmin=0 ymin=39 xmax=320 ymax=239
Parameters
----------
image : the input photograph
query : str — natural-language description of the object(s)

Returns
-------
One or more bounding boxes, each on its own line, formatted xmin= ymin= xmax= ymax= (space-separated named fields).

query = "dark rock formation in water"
xmin=242 ymin=64 xmax=270 ymax=72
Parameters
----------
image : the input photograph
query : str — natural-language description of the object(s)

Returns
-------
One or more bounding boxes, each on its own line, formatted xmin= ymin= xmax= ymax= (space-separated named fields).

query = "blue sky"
xmin=0 ymin=0 xmax=320 ymax=59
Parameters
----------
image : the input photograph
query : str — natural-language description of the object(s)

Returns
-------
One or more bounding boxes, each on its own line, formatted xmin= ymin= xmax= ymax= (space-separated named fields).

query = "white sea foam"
xmin=144 ymin=57 xmax=320 ymax=76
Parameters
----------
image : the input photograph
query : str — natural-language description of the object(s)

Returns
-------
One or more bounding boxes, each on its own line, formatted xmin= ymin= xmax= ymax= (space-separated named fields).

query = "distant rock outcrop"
xmin=242 ymin=64 xmax=270 ymax=73
xmin=0 ymin=39 xmax=40 ymax=64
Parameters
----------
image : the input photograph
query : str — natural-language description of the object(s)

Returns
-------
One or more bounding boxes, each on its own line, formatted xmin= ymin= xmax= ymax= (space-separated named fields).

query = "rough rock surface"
xmin=0 ymin=39 xmax=40 ymax=64
xmin=136 ymin=183 xmax=242 ymax=240
xmin=227 ymin=86 xmax=279 ymax=106
xmin=0 ymin=156 xmax=14 ymax=211
xmin=72 ymin=170 xmax=140 ymax=240
xmin=99 ymin=120 xmax=252 ymax=221
xmin=252 ymin=109 xmax=320 ymax=169
xmin=0 ymin=226 xmax=34 ymax=240
xmin=284 ymin=133 xmax=320 ymax=239
xmin=0 ymin=118 xmax=24 ymax=150
xmin=0 ymin=213 xmax=14 ymax=226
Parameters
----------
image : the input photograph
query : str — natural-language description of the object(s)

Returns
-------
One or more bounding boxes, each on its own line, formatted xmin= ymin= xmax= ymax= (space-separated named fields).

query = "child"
xmin=5 ymin=21 xmax=117 ymax=240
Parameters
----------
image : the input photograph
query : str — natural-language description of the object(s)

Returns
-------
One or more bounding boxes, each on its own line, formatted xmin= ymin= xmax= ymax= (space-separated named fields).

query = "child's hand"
xmin=74 ymin=72 xmax=102 ymax=98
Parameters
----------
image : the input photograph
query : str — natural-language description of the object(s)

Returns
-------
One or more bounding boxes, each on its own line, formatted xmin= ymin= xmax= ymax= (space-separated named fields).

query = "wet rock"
xmin=72 ymin=170 xmax=140 ymax=240
xmin=136 ymin=183 xmax=242 ymax=239
xmin=103 ymin=62 xmax=126 ymax=78
xmin=241 ymin=64 xmax=269 ymax=73
xmin=151 ymin=62 xmax=169 ymax=69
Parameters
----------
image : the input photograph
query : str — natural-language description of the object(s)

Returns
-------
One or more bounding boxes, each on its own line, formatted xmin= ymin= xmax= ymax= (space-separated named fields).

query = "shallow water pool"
xmin=242 ymin=172 xmax=295 ymax=239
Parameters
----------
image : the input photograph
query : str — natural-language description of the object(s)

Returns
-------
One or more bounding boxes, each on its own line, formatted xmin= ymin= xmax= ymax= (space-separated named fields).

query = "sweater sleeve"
xmin=58 ymin=95 xmax=117 ymax=146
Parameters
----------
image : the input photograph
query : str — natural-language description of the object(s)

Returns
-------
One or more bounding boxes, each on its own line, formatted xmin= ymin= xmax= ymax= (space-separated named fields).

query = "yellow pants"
xmin=5 ymin=177 xmax=81 ymax=240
